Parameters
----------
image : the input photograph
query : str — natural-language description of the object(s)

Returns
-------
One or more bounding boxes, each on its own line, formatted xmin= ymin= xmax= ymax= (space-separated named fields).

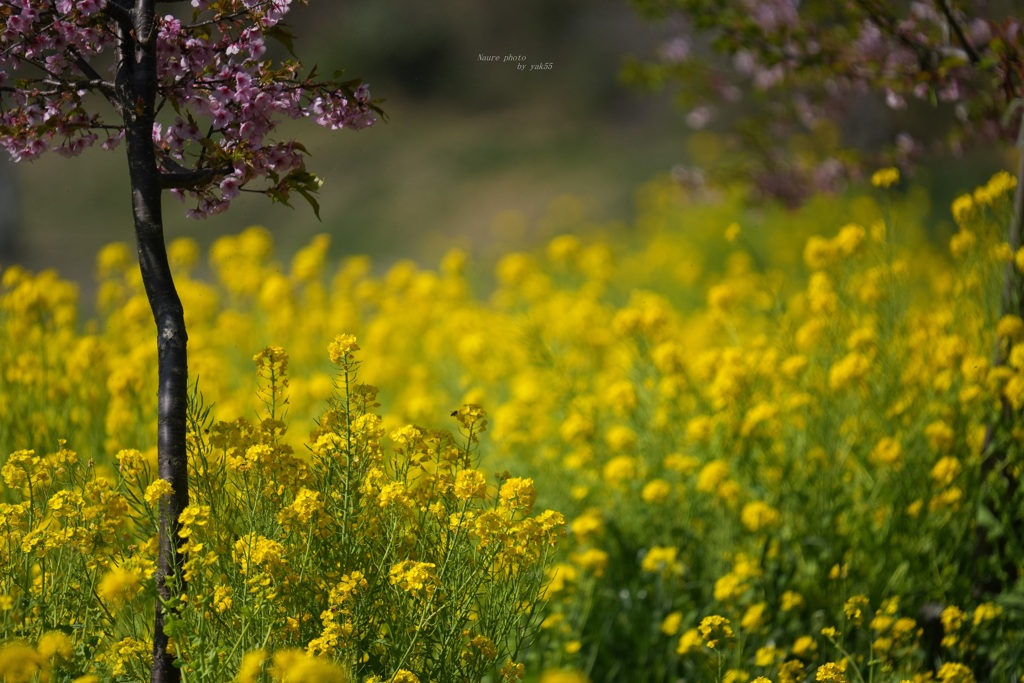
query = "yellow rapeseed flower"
xmin=937 ymin=662 xmax=975 ymax=683
xmin=604 ymin=424 xmax=637 ymax=452
xmin=290 ymin=234 xmax=330 ymax=282
xmin=924 ymin=420 xmax=956 ymax=452
xmin=844 ymin=595 xmax=870 ymax=626
xmin=389 ymin=560 xmax=440 ymax=598
xmin=951 ymin=194 xmax=975 ymax=224
xmin=780 ymin=354 xmax=808 ymax=379
xmin=602 ymin=455 xmax=639 ymax=488
xmin=740 ymin=401 xmax=779 ymax=438
xmin=708 ymin=283 xmax=737 ymax=310
xmin=37 ymin=631 xmax=73 ymax=660
xmin=755 ymin=645 xmax=781 ymax=667
xmin=741 ymin=602 xmax=767 ymax=631
xmin=676 ymin=628 xmax=702 ymax=655
xmin=143 ymin=479 xmax=174 ymax=506
xmin=454 ymin=469 xmax=489 ymax=500
xmin=547 ymin=234 xmax=582 ymax=264
xmin=698 ymin=615 xmax=733 ymax=649
xmin=641 ymin=546 xmax=681 ymax=575
xmin=723 ymin=670 xmax=748 ymax=683
xmin=871 ymin=167 xmax=900 ymax=189
xmin=685 ymin=415 xmax=714 ymax=443
xmin=641 ymin=478 xmax=672 ymax=504
xmin=816 ymin=662 xmax=848 ymax=683
xmin=270 ymin=649 xmax=350 ymax=683
xmin=931 ymin=456 xmax=962 ymax=487
xmin=663 ymin=453 xmax=700 ymax=473
xmin=500 ymin=659 xmax=525 ymax=681
xmin=569 ymin=509 xmax=603 ymax=540
xmin=96 ymin=241 xmax=133 ymax=278
xmin=804 ymin=235 xmax=835 ymax=270
xmin=571 ymin=548 xmax=609 ymax=576
xmin=828 ymin=352 xmax=871 ymax=390
xmin=96 ymin=565 xmax=142 ymax=608
xmin=941 ymin=606 xmax=966 ymax=647
xmin=696 ymin=459 xmax=729 ymax=493
xmin=167 ymin=236 xmax=200 ymax=271
xmin=781 ymin=591 xmax=804 ymax=611
xmin=973 ymin=602 xmax=1002 ymax=626
xmin=542 ymin=564 xmax=577 ymax=599
xmin=328 ymin=334 xmax=360 ymax=365
xmin=499 ymin=477 xmax=537 ymax=515
xmin=778 ymin=661 xmax=806 ymax=683
xmin=661 ymin=611 xmax=683 ymax=636
xmin=740 ymin=501 xmax=780 ymax=533
xmin=949 ymin=229 xmax=976 ymax=259
xmin=973 ymin=170 xmax=1016 ymax=206
xmin=115 ymin=448 xmax=146 ymax=478
xmin=870 ymin=437 xmax=902 ymax=466
xmin=791 ymin=635 xmax=817 ymax=658
xmin=0 ymin=642 xmax=43 ymax=683
xmin=833 ymin=223 xmax=867 ymax=256
xmin=997 ymin=315 xmax=1024 ymax=341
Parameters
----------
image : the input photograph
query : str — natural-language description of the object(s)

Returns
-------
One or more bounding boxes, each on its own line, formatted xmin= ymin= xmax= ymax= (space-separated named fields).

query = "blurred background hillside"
xmin=2 ymin=0 xmax=690 ymax=303
xmin=0 ymin=0 xmax=1009 ymax=306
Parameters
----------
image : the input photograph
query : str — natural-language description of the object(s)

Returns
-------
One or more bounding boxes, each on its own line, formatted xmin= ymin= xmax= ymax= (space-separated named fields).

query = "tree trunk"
xmin=115 ymin=2 xmax=190 ymax=681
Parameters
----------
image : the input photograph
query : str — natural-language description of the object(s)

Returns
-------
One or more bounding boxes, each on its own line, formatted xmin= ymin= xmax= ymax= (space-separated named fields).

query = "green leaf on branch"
xmin=286 ymin=170 xmax=324 ymax=220
xmin=295 ymin=187 xmax=322 ymax=221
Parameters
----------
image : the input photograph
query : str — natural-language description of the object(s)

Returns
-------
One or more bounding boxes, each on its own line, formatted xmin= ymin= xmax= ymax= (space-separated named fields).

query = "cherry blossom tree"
xmin=0 ymin=1 xmax=380 ymax=679
xmin=624 ymin=0 xmax=1022 ymax=203
xmin=626 ymin=0 xmax=1024 ymax=599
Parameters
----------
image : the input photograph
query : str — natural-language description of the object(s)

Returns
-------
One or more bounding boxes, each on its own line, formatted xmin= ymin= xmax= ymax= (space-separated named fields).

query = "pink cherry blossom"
xmin=0 ymin=0 xmax=380 ymax=218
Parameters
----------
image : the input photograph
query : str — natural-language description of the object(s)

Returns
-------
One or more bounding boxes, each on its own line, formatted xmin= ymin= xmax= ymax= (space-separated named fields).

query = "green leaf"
xmin=977 ymin=504 xmax=1005 ymax=540
xmin=266 ymin=186 xmax=293 ymax=208
xmin=296 ymin=187 xmax=322 ymax=221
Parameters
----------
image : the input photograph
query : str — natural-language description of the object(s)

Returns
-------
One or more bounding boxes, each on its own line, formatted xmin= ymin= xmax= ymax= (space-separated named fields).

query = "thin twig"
xmin=936 ymin=0 xmax=980 ymax=64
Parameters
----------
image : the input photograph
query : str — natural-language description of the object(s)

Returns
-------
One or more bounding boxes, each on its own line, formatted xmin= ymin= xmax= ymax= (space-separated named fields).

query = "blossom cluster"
xmin=0 ymin=0 xmax=378 ymax=217
xmin=626 ymin=0 xmax=1024 ymax=201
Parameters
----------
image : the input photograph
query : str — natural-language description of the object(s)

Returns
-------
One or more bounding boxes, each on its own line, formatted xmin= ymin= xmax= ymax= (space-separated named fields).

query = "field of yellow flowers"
xmin=2 ymin=169 xmax=1024 ymax=682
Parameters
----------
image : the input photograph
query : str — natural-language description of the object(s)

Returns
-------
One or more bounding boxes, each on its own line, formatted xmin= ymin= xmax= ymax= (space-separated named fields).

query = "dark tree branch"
xmin=71 ymin=51 xmax=118 ymax=100
xmin=853 ymin=0 xmax=941 ymax=72
xmin=936 ymin=0 xmax=981 ymax=64
xmin=102 ymin=0 xmax=134 ymax=30
xmin=41 ymin=76 xmax=117 ymax=99
xmin=159 ymin=160 xmax=231 ymax=190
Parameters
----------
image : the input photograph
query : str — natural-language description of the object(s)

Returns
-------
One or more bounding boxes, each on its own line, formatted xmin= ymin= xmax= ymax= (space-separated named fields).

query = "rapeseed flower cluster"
xmin=0 ymin=340 xmax=561 ymax=680
xmin=3 ymin=170 xmax=1024 ymax=680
